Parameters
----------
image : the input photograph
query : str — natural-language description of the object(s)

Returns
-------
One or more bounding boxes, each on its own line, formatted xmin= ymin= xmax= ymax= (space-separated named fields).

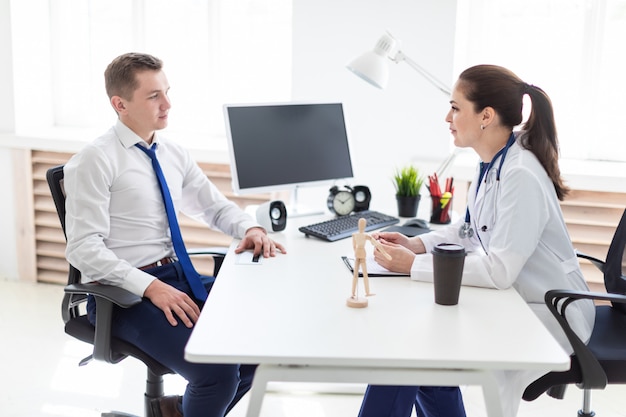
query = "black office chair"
xmin=46 ymin=164 xmax=227 ymax=417
xmin=523 ymin=208 xmax=626 ymax=417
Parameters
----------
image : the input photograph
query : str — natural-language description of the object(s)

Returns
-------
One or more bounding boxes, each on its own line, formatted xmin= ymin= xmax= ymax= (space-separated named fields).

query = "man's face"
xmin=118 ymin=69 xmax=171 ymax=142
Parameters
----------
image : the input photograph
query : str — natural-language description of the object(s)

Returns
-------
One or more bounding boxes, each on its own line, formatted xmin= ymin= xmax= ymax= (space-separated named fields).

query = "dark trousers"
xmin=87 ymin=262 xmax=255 ymax=417
xmin=358 ymin=385 xmax=467 ymax=417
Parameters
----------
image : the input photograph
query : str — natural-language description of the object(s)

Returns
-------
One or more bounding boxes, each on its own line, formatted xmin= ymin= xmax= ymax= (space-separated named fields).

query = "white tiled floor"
xmin=2 ymin=279 xmax=625 ymax=417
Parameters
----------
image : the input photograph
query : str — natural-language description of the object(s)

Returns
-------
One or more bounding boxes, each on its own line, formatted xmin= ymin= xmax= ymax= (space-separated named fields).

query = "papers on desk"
xmin=235 ymin=251 xmax=263 ymax=265
xmin=341 ymin=255 xmax=409 ymax=277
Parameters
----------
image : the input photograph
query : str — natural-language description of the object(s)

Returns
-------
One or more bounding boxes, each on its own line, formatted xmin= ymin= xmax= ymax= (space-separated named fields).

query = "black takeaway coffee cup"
xmin=431 ymin=243 xmax=466 ymax=305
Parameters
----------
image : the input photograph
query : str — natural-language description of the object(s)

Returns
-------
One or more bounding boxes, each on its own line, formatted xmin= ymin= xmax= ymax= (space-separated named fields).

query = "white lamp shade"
xmin=347 ymin=32 xmax=399 ymax=90
xmin=346 ymin=51 xmax=389 ymax=89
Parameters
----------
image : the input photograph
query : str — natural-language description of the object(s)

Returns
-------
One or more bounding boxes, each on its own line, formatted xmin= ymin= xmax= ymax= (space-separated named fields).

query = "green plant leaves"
xmin=393 ymin=165 xmax=425 ymax=197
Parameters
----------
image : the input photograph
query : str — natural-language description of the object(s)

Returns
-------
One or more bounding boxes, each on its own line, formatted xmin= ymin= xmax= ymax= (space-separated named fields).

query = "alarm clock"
xmin=327 ymin=186 xmax=356 ymax=216
xmin=351 ymin=185 xmax=371 ymax=212
xmin=327 ymin=185 xmax=371 ymax=215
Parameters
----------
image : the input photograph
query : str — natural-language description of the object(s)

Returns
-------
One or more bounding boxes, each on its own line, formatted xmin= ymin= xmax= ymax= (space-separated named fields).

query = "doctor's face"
xmin=445 ymin=83 xmax=483 ymax=149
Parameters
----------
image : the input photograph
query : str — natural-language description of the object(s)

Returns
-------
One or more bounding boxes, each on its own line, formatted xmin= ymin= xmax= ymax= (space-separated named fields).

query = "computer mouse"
xmin=403 ymin=218 xmax=429 ymax=229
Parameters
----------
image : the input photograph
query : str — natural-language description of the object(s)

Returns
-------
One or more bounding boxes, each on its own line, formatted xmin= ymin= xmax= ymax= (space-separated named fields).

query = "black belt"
xmin=139 ymin=257 xmax=176 ymax=271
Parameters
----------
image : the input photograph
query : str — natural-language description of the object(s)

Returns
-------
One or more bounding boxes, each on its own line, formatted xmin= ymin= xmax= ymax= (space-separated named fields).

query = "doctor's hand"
xmin=371 ymin=231 xmax=427 ymax=255
xmin=235 ymin=226 xmax=287 ymax=258
xmin=372 ymin=239 xmax=416 ymax=274
xmin=371 ymin=231 xmax=407 ymax=245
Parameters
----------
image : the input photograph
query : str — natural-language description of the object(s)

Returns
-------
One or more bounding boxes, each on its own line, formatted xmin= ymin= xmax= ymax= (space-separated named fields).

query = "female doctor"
xmin=358 ymin=64 xmax=596 ymax=417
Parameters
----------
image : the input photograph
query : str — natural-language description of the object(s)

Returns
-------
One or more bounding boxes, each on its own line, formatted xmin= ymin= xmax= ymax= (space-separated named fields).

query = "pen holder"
xmin=430 ymin=194 xmax=452 ymax=224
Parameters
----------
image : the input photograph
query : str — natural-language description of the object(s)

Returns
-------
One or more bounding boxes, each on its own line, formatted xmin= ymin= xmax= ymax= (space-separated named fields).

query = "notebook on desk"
xmin=341 ymin=255 xmax=409 ymax=277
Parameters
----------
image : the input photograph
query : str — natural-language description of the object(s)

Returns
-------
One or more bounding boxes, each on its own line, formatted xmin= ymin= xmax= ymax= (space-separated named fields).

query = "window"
xmin=455 ymin=0 xmax=626 ymax=162
xmin=36 ymin=0 xmax=292 ymax=148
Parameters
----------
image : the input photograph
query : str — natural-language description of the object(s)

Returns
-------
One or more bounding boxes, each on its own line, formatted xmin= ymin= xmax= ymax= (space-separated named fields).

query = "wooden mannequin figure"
xmin=347 ymin=218 xmax=392 ymax=308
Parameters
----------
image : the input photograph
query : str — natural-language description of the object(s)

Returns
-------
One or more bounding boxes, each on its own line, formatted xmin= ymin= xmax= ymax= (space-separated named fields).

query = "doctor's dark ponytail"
xmin=458 ymin=65 xmax=569 ymax=201
xmin=522 ymin=85 xmax=568 ymax=200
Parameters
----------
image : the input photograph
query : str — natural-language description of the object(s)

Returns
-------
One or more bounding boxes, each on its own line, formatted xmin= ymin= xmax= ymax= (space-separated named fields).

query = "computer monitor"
xmin=223 ymin=101 xmax=354 ymax=214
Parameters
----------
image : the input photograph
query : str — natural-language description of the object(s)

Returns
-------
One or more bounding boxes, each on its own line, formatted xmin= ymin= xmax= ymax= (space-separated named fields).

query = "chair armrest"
xmin=575 ymin=249 xmax=606 ymax=274
xmin=187 ymin=246 xmax=228 ymax=256
xmin=65 ymin=283 xmax=142 ymax=364
xmin=188 ymin=246 xmax=228 ymax=275
xmin=549 ymin=289 xmax=626 ymax=305
xmin=65 ymin=283 xmax=142 ymax=308
xmin=544 ymin=289 xmax=624 ymax=390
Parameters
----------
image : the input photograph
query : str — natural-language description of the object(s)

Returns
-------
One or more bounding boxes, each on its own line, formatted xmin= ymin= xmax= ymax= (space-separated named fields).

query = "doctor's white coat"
xmin=413 ymin=132 xmax=595 ymax=416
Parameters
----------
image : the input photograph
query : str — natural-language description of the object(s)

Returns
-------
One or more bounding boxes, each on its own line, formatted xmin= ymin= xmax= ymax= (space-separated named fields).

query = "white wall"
xmin=291 ymin=0 xmax=458 ymax=212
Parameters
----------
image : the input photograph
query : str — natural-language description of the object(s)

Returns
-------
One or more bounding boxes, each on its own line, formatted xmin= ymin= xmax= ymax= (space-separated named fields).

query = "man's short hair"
xmin=104 ymin=52 xmax=163 ymax=100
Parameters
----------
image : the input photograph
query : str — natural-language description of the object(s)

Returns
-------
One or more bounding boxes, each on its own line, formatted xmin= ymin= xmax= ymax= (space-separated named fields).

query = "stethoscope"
xmin=458 ymin=132 xmax=516 ymax=239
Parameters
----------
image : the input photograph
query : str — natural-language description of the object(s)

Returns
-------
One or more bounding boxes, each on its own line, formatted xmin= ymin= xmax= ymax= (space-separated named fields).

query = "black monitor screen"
xmin=224 ymin=102 xmax=354 ymax=194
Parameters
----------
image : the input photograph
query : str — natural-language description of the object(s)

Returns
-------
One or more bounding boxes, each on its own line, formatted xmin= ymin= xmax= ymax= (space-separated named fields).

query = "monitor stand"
xmin=286 ymin=186 xmax=325 ymax=218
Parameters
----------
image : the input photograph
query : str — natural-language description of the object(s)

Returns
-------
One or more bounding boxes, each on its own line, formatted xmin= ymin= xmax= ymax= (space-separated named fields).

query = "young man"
xmin=64 ymin=52 xmax=286 ymax=417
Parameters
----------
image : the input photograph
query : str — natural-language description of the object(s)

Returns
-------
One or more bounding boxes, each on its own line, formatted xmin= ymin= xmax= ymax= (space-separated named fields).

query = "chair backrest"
xmin=46 ymin=165 xmax=85 ymax=321
xmin=46 ymin=165 xmax=68 ymax=235
xmin=603 ymin=209 xmax=626 ymax=312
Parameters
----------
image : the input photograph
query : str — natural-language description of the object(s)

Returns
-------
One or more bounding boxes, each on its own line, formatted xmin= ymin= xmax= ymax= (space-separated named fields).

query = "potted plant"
xmin=393 ymin=165 xmax=425 ymax=217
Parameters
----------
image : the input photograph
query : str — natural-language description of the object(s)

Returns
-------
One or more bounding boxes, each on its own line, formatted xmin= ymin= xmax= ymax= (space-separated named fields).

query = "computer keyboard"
xmin=299 ymin=210 xmax=399 ymax=242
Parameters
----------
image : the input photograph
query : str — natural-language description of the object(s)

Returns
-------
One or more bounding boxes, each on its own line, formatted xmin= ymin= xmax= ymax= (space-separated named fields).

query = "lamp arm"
xmin=393 ymin=51 xmax=451 ymax=96
xmin=435 ymin=148 xmax=459 ymax=179
xmin=391 ymin=50 xmax=455 ymax=177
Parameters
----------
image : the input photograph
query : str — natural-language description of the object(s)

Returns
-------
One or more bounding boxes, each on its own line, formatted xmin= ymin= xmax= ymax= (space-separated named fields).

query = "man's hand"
xmin=144 ymin=279 xmax=201 ymax=328
xmin=234 ymin=227 xmax=286 ymax=258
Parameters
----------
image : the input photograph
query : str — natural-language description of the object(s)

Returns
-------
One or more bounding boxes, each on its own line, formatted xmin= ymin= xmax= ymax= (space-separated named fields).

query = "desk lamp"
xmin=347 ymin=31 xmax=456 ymax=177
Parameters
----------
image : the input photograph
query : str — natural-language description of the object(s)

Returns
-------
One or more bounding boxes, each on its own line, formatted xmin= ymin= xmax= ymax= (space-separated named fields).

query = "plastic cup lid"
xmin=432 ymin=243 xmax=466 ymax=255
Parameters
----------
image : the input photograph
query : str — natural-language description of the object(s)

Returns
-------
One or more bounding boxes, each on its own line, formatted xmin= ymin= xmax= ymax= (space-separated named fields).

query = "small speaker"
xmin=256 ymin=200 xmax=287 ymax=232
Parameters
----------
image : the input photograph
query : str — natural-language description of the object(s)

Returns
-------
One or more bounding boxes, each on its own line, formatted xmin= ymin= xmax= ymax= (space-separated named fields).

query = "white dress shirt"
xmin=64 ymin=120 xmax=259 ymax=296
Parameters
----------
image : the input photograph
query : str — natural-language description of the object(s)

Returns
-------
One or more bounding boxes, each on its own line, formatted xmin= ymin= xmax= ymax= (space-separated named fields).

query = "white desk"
xmin=185 ymin=214 xmax=570 ymax=417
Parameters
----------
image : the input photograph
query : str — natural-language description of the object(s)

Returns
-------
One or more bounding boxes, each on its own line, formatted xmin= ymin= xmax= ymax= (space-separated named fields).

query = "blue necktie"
xmin=135 ymin=143 xmax=209 ymax=301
